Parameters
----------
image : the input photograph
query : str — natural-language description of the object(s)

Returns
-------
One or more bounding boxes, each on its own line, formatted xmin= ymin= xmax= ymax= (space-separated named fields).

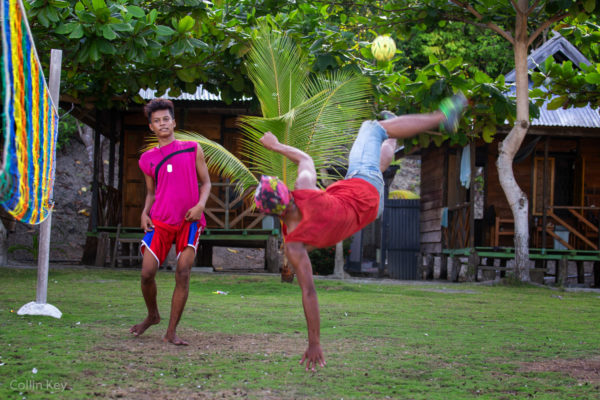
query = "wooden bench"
xmin=442 ymin=247 xmax=600 ymax=285
xmin=87 ymin=225 xmax=282 ymax=271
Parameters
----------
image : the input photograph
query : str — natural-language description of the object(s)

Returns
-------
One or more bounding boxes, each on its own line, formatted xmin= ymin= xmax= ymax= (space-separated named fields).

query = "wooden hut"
xmin=416 ymin=34 xmax=600 ymax=285
xmin=67 ymin=86 xmax=281 ymax=271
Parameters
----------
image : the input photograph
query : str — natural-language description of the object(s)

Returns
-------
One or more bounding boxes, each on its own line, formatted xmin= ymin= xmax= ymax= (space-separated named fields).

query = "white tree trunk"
xmin=333 ymin=241 xmax=345 ymax=279
xmin=77 ymin=121 xmax=105 ymax=184
xmin=496 ymin=1 xmax=531 ymax=282
xmin=77 ymin=121 xmax=95 ymax=170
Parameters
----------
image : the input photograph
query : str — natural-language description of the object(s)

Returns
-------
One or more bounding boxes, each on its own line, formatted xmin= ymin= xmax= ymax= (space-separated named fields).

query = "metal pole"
xmin=224 ymin=180 xmax=230 ymax=229
xmin=36 ymin=49 xmax=62 ymax=304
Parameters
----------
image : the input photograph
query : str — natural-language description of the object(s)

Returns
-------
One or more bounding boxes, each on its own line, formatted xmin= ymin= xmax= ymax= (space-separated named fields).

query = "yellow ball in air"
xmin=371 ymin=35 xmax=396 ymax=61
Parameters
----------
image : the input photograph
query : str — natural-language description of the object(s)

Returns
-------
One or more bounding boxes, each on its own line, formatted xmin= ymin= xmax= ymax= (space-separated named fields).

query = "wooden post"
xmin=265 ymin=235 xmax=281 ymax=273
xmin=95 ymin=232 xmax=108 ymax=267
xmin=469 ymin=144 xmax=475 ymax=248
xmin=541 ymin=137 xmax=549 ymax=250
xmin=18 ymin=49 xmax=62 ymax=318
xmin=36 ymin=49 xmax=62 ymax=304
xmin=558 ymin=256 xmax=568 ymax=286
xmin=447 ymin=256 xmax=457 ymax=282
xmin=108 ymin=109 xmax=116 ymax=188
xmin=91 ymin=110 xmax=101 ymax=231
xmin=224 ymin=181 xmax=230 ymax=229
xmin=465 ymin=252 xmax=479 ymax=282
xmin=577 ymin=261 xmax=585 ymax=285
xmin=197 ymin=243 xmax=213 ymax=268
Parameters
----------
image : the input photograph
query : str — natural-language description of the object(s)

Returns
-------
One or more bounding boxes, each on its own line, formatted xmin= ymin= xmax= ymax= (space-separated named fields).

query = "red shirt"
xmin=283 ymin=178 xmax=379 ymax=248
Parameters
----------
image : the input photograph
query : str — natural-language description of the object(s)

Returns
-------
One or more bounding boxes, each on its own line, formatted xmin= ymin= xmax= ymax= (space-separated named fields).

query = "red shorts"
xmin=140 ymin=218 xmax=205 ymax=266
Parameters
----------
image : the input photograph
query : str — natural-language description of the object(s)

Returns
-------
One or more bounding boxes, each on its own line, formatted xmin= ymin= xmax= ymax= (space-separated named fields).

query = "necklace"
xmin=157 ymin=143 xmax=174 ymax=173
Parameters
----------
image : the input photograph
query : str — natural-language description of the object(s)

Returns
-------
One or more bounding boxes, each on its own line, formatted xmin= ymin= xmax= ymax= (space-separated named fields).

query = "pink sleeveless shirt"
xmin=139 ymin=140 xmax=204 ymax=226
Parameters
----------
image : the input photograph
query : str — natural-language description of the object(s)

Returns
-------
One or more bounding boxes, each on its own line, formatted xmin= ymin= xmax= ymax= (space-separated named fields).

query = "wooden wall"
xmin=420 ymin=145 xmax=446 ymax=254
xmin=419 ymin=134 xmax=600 ymax=255
xmin=581 ymin=138 xmax=600 ymax=198
xmin=121 ymin=106 xmax=246 ymax=228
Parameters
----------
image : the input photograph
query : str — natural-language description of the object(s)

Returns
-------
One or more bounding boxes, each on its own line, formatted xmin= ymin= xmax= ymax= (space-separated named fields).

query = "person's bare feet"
xmin=163 ymin=332 xmax=189 ymax=346
xmin=129 ymin=315 xmax=160 ymax=336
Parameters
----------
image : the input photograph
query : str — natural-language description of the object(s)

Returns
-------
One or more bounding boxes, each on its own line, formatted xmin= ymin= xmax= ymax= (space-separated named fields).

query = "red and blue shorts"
xmin=140 ymin=218 xmax=205 ymax=266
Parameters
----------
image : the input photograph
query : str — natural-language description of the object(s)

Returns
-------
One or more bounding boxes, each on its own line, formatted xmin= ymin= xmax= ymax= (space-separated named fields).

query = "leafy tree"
xmin=25 ymin=0 xmax=255 ymax=107
xmin=304 ymin=0 xmax=594 ymax=282
xmin=531 ymin=17 xmax=600 ymax=109
xmin=146 ymin=27 xmax=373 ymax=195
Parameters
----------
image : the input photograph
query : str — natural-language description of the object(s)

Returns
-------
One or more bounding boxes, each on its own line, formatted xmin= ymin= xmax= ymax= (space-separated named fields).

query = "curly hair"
xmin=143 ymin=98 xmax=175 ymax=122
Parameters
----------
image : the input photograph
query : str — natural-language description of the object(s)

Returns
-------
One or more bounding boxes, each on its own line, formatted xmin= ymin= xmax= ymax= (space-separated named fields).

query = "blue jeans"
xmin=345 ymin=120 xmax=388 ymax=217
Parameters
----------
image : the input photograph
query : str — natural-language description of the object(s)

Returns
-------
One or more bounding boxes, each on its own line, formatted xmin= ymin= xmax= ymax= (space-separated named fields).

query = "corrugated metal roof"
xmin=532 ymin=100 xmax=600 ymax=128
xmin=504 ymin=34 xmax=600 ymax=129
xmin=139 ymin=86 xmax=222 ymax=101
xmin=505 ymin=33 xmax=590 ymax=82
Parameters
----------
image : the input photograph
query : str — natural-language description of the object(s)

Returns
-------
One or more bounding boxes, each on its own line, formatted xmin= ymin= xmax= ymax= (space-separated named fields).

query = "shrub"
xmin=309 ymin=238 xmax=351 ymax=275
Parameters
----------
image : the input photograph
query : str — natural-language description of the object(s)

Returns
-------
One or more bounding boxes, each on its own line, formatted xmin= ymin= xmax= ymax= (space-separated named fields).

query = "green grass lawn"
xmin=1 ymin=267 xmax=599 ymax=399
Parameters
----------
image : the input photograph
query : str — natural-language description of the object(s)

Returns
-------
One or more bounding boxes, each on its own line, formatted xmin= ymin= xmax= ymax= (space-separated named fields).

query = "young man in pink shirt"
xmin=130 ymin=98 xmax=212 ymax=345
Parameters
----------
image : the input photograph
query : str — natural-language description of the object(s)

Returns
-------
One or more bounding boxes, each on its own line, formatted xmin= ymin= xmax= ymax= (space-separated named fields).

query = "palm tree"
xmin=146 ymin=26 xmax=374 ymax=192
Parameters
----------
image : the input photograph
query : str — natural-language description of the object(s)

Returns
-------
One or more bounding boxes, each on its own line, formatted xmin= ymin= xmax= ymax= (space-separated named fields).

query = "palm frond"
xmin=245 ymin=26 xmax=308 ymax=119
xmin=143 ymin=131 xmax=258 ymax=193
xmin=289 ymin=71 xmax=374 ymax=176
xmin=239 ymin=67 xmax=374 ymax=188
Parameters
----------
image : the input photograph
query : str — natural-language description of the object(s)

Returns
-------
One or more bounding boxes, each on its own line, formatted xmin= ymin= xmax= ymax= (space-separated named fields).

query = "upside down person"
xmin=253 ymin=93 xmax=468 ymax=370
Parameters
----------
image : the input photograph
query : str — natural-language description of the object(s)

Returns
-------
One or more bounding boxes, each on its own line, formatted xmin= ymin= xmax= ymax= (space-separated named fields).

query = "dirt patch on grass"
xmin=85 ymin=330 xmax=307 ymax=399
xmin=95 ymin=329 xmax=305 ymax=359
xmin=519 ymin=357 xmax=600 ymax=384
xmin=101 ymin=387 xmax=283 ymax=399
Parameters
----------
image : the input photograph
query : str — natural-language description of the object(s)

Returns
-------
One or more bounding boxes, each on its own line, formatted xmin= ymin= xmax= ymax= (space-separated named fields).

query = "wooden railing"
xmin=543 ymin=206 xmax=600 ymax=250
xmin=443 ymin=202 xmax=472 ymax=249
xmin=204 ymin=182 xmax=264 ymax=229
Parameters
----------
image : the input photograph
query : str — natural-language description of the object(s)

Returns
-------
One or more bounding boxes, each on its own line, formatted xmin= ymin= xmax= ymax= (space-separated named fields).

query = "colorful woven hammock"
xmin=1 ymin=0 xmax=58 ymax=224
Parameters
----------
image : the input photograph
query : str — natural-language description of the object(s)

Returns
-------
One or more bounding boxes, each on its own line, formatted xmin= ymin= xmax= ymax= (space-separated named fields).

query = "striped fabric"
xmin=1 ymin=0 xmax=58 ymax=224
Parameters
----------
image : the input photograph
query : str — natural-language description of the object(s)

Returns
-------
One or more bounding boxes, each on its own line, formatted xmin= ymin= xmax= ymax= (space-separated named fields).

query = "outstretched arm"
xmin=285 ymin=241 xmax=326 ymax=371
xmin=260 ymin=132 xmax=317 ymax=190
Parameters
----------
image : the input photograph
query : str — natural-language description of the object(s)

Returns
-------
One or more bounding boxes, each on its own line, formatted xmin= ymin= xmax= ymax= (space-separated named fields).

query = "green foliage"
xmin=56 ymin=113 xmax=78 ymax=151
xmin=532 ymin=55 xmax=600 ymax=110
xmin=531 ymin=17 xmax=600 ymax=110
xmin=7 ymin=233 xmax=38 ymax=259
xmin=397 ymin=22 xmax=514 ymax=78
xmin=238 ymin=27 xmax=373 ymax=188
xmin=25 ymin=0 xmax=251 ymax=107
xmin=308 ymin=239 xmax=351 ymax=275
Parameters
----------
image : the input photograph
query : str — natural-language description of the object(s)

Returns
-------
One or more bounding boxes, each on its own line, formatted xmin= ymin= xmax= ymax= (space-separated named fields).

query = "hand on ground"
xmin=300 ymin=343 xmax=326 ymax=372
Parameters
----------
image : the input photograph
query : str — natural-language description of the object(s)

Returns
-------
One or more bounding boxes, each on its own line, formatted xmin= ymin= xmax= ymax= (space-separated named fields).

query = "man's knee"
xmin=141 ymin=268 xmax=156 ymax=284
xmin=175 ymin=267 xmax=191 ymax=286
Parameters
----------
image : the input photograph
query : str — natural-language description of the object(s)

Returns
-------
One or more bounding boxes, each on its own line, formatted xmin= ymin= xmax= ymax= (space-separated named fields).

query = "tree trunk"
xmin=496 ymin=1 xmax=531 ymax=282
xmin=333 ymin=241 xmax=345 ymax=278
xmin=77 ymin=121 xmax=94 ymax=170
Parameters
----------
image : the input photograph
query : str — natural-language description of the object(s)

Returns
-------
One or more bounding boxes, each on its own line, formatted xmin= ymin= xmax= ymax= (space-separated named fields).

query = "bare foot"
xmin=129 ymin=315 xmax=160 ymax=337
xmin=163 ymin=333 xmax=189 ymax=346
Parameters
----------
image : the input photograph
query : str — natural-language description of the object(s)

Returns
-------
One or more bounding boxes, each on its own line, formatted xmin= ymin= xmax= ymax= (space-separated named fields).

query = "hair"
xmin=144 ymin=98 xmax=175 ymax=122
